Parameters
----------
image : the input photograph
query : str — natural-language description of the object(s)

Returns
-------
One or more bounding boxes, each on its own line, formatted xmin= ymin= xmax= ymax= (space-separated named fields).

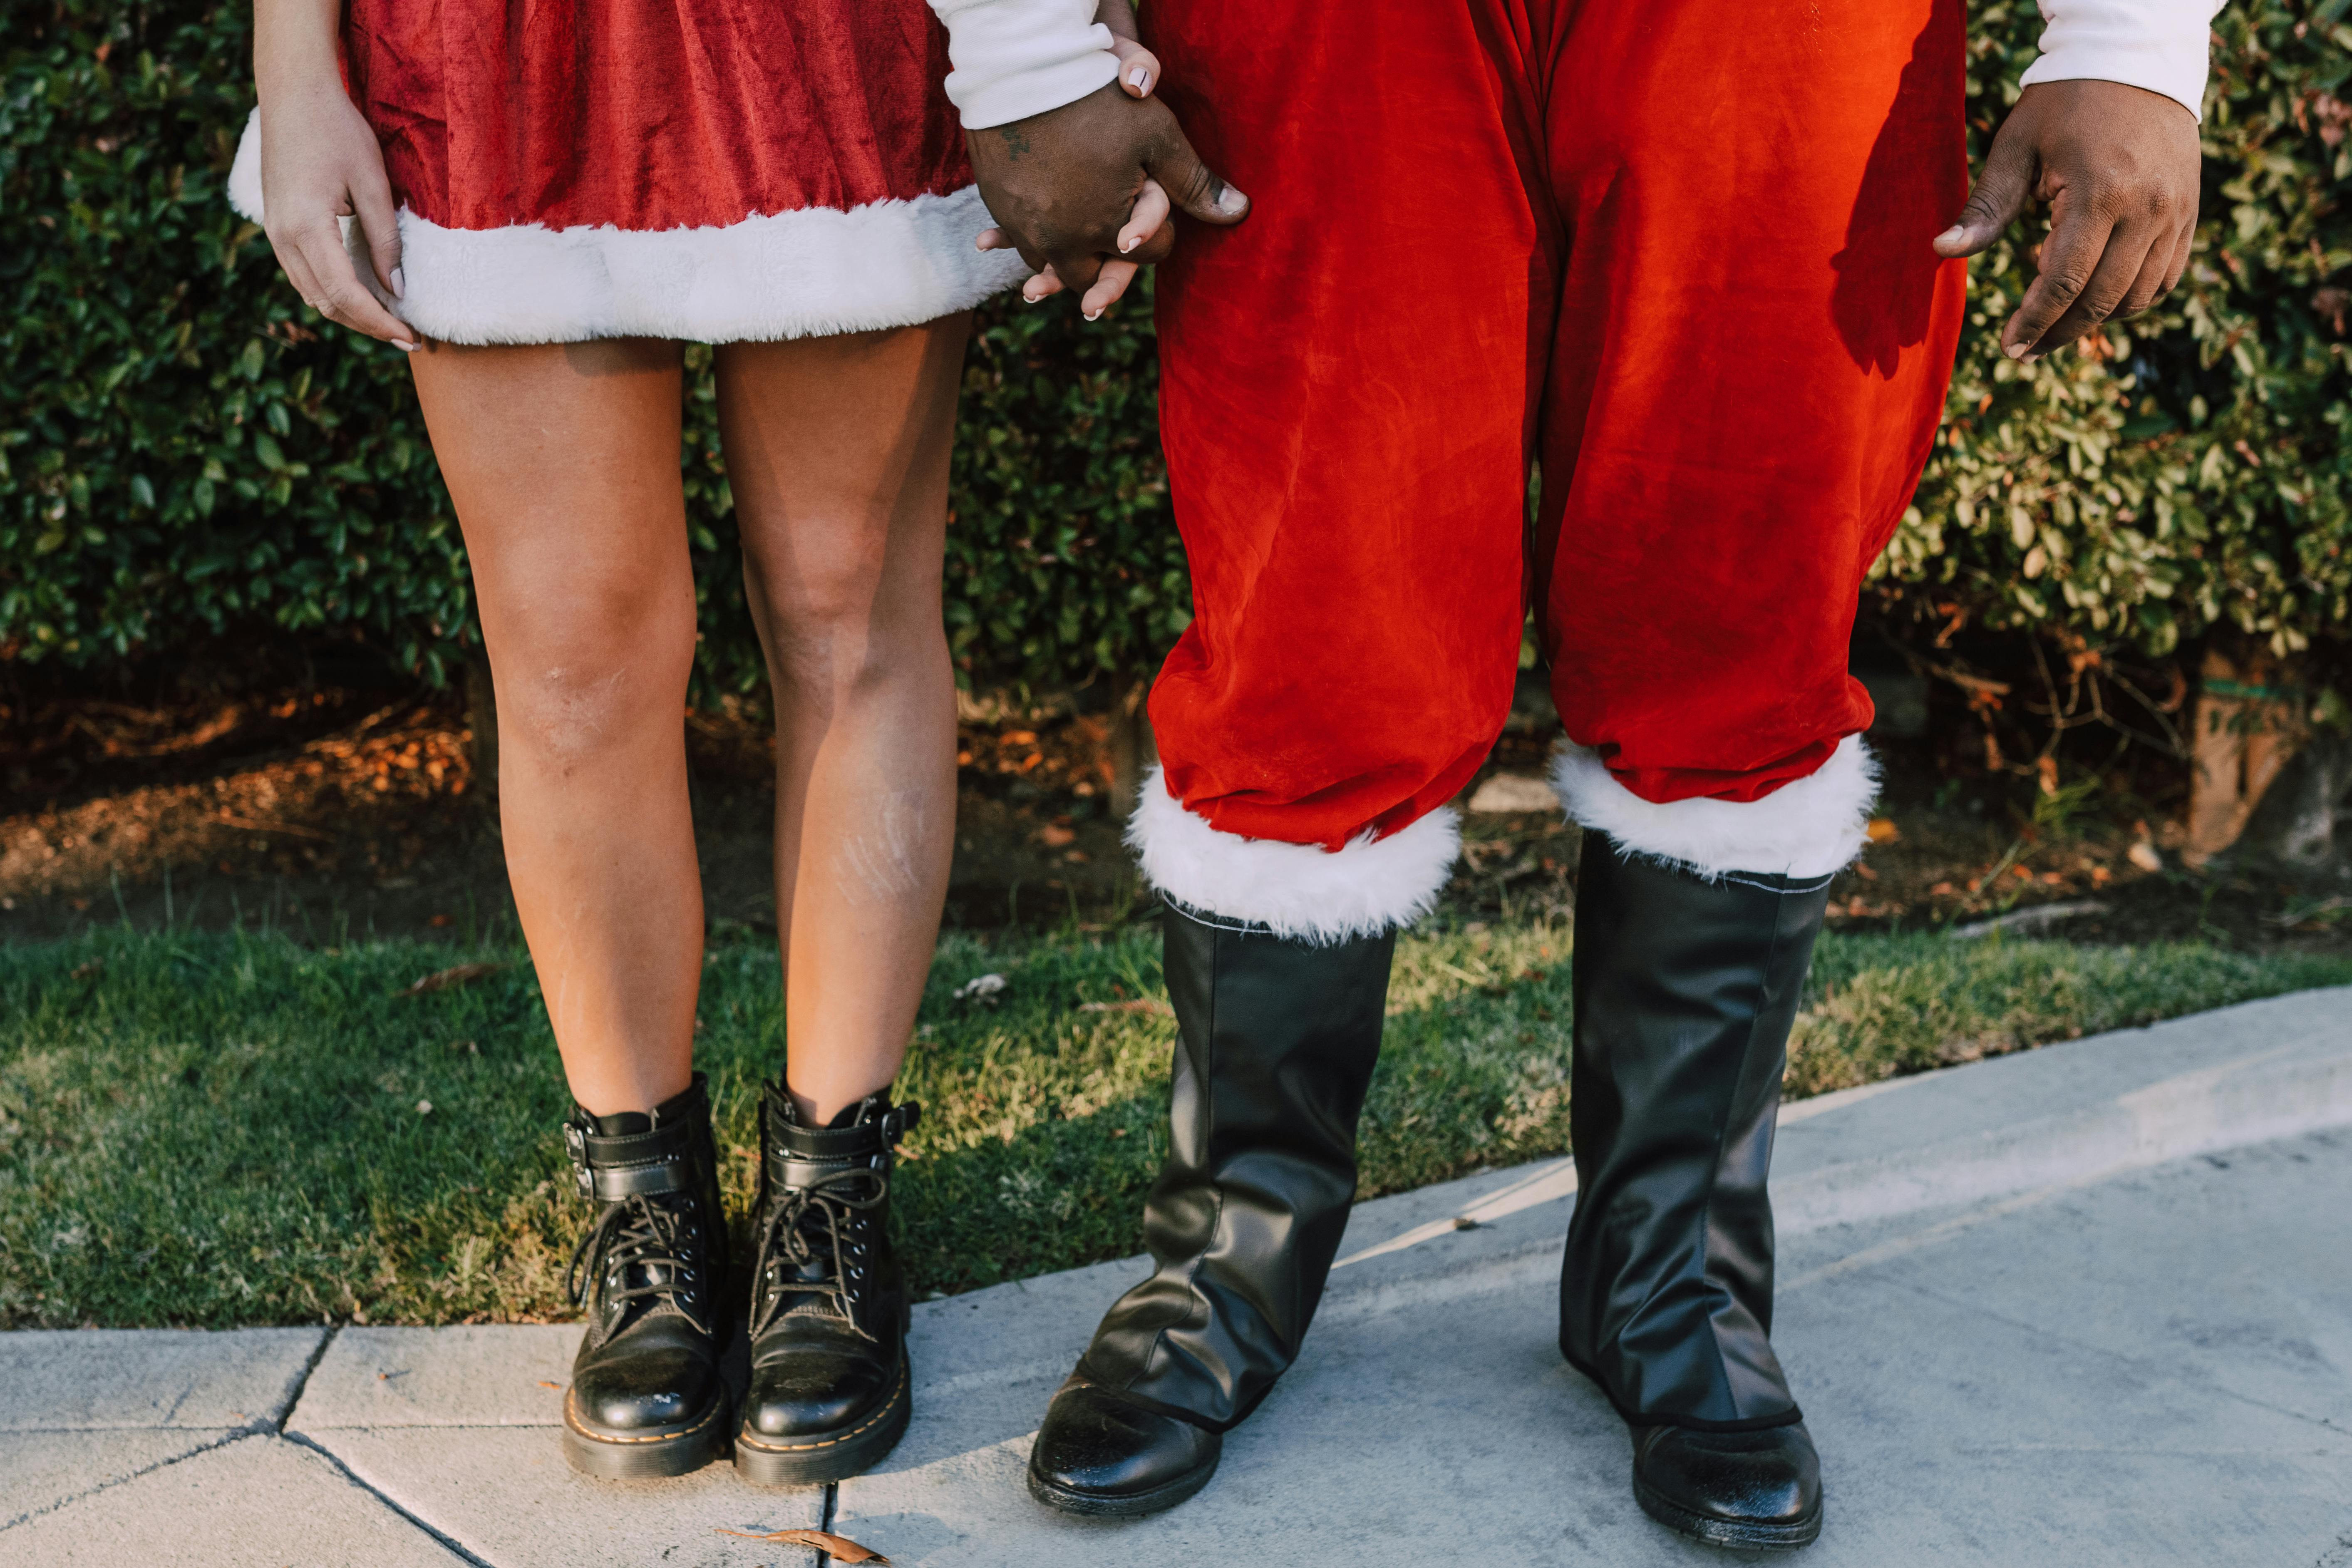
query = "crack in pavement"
xmin=0 ymin=1327 xmax=342 ymax=1535
xmin=284 ymin=1430 xmax=494 ymax=1567
xmin=817 ymin=1481 xmax=841 ymax=1566
xmin=277 ymin=1322 xmax=341 ymax=1431
xmin=0 ymin=1426 xmax=261 ymax=1535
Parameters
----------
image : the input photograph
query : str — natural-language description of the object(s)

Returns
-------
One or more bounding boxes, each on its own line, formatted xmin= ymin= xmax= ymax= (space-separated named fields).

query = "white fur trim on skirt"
xmin=228 ymin=110 xmax=1028 ymax=345
xmin=1126 ymin=767 xmax=1462 ymax=945
xmin=1550 ymin=734 xmax=1880 ymax=881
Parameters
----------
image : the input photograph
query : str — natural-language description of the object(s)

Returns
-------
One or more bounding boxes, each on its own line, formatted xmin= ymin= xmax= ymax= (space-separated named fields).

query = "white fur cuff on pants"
xmin=1550 ymin=735 xmax=1879 ymax=880
xmin=1126 ymin=767 xmax=1461 ymax=944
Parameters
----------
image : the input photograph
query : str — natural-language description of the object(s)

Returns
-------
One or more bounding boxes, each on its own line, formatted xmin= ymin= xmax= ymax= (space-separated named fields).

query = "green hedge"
xmin=3 ymin=0 xmax=2347 ymax=695
xmin=1893 ymin=0 xmax=2352 ymax=657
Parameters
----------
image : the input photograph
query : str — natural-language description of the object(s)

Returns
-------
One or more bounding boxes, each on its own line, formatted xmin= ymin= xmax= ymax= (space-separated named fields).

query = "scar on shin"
xmin=831 ymin=790 xmax=931 ymax=905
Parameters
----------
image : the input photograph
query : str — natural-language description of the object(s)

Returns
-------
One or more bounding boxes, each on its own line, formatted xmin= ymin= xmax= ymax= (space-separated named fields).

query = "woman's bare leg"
xmin=715 ymin=317 xmax=970 ymax=1126
xmin=409 ymin=338 xmax=701 ymax=1117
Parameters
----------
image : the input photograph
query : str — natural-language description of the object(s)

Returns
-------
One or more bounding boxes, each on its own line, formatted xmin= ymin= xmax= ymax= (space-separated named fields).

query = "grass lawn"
xmin=4 ymin=918 xmax=2347 ymax=1329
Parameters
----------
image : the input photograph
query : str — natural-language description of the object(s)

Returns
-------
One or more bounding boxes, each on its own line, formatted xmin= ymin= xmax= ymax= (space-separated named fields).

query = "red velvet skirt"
xmin=228 ymin=0 xmax=1025 ymax=344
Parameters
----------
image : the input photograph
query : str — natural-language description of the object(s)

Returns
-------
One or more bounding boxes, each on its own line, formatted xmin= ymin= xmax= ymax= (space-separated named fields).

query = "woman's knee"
xmin=487 ymin=588 xmax=696 ymax=763
xmin=745 ymin=538 xmax=942 ymax=692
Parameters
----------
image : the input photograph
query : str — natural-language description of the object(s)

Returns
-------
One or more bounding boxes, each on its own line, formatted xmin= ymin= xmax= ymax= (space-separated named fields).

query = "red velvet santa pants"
xmin=1127 ymin=0 xmax=1969 ymax=940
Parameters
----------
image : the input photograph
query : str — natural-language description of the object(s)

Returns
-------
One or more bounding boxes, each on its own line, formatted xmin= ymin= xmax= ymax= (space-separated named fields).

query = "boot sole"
xmin=734 ymin=1358 xmax=912 ymax=1487
xmin=562 ymin=1386 xmax=728 ymax=1480
xmin=1633 ymin=1471 xmax=1823 ymax=1551
xmin=1024 ymin=1451 xmax=1220 ymax=1518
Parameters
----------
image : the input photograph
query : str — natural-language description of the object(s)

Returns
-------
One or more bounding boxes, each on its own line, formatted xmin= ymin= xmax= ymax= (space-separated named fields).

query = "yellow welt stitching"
xmin=735 ymin=1362 xmax=908 ymax=1452
xmin=565 ymin=1385 xmax=723 ymax=1445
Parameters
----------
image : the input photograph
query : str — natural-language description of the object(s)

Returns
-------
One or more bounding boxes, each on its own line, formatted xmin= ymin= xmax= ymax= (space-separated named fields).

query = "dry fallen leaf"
xmin=536 ymin=1380 xmax=563 ymax=1390
xmin=401 ymin=962 xmax=502 ymax=996
xmin=2127 ymin=840 xmax=2164 ymax=873
xmin=1865 ymin=817 xmax=1900 ymax=844
xmin=715 ymin=1528 xmax=890 ymax=1563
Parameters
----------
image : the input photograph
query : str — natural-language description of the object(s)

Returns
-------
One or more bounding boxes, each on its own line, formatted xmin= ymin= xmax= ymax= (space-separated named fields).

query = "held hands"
xmin=970 ymin=1 xmax=1245 ymax=323
xmin=1934 ymin=79 xmax=2201 ymax=362
xmin=257 ymin=77 xmax=417 ymax=350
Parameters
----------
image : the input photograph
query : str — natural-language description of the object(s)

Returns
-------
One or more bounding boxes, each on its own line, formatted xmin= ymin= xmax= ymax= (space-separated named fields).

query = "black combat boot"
xmin=1028 ymin=901 xmax=1396 ymax=1517
xmin=1559 ymin=839 xmax=1833 ymax=1550
xmin=560 ymin=1074 xmax=730 ymax=1478
xmin=735 ymin=1082 xmax=920 ymax=1485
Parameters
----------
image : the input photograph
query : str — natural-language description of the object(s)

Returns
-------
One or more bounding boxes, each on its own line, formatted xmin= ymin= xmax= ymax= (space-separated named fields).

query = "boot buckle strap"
xmin=772 ymin=1155 xmax=854 ymax=1189
xmin=588 ymin=1155 xmax=692 ymax=1201
xmin=563 ymin=1121 xmax=593 ymax=1199
xmin=566 ymin=1109 xmax=699 ymax=1201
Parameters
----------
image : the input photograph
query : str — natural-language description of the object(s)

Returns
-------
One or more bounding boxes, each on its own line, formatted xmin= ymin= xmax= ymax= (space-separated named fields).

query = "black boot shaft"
xmin=560 ymin=1074 xmax=730 ymax=1478
xmin=1032 ymin=900 xmax=1398 ymax=1516
xmin=1560 ymin=842 xmax=1830 ymax=1430
xmin=1079 ymin=901 xmax=1395 ymax=1430
xmin=748 ymin=1084 xmax=917 ymax=1342
xmin=564 ymin=1075 xmax=727 ymax=1350
xmin=737 ymin=1082 xmax=920 ymax=1485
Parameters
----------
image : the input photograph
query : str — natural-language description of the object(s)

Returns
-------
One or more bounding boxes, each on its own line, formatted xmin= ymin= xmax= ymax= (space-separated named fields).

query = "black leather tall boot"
xmin=735 ymin=1082 xmax=920 ymax=1485
xmin=1560 ymin=839 xmax=1833 ymax=1550
xmin=1027 ymin=901 xmax=1396 ymax=1517
xmin=561 ymin=1074 xmax=730 ymax=1478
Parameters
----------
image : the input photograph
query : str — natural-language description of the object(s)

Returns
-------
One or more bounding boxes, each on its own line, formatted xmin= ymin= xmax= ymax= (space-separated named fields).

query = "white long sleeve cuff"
xmin=2020 ymin=0 xmax=2225 ymax=120
xmin=931 ymin=0 xmax=1119 ymax=130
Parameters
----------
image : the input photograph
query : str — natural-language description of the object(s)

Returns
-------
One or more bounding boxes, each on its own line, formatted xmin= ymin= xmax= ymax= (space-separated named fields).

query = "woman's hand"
xmin=1099 ymin=0 xmax=1161 ymax=99
xmin=973 ymin=0 xmax=1180 ymax=321
xmin=985 ymin=177 xmax=1172 ymax=319
xmin=254 ymin=0 xmax=416 ymax=349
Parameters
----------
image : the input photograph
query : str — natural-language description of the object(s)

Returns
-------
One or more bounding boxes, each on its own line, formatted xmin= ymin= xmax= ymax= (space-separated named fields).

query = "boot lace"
xmin=567 ymin=1194 xmax=710 ymax=1338
xmin=748 ymin=1163 xmax=887 ymax=1340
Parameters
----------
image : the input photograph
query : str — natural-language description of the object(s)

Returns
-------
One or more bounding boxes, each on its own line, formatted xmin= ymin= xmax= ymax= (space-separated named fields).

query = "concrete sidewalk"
xmin=6 ymin=987 xmax=2351 ymax=1566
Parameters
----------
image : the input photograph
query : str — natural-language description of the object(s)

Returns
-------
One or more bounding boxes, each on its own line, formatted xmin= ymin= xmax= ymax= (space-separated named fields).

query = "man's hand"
xmin=1934 ymin=79 xmax=2201 ymax=362
xmin=968 ymin=82 xmax=1248 ymax=320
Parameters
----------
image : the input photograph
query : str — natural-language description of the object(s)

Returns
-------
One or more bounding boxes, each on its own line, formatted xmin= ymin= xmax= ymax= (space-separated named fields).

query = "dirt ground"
xmin=3 ymin=667 xmax=2346 ymax=953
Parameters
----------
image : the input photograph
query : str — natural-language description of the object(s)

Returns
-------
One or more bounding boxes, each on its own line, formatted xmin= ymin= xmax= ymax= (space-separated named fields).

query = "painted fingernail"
xmin=1128 ymin=65 xmax=1150 ymax=89
xmin=390 ymin=265 xmax=406 ymax=298
xmin=392 ymin=339 xmax=418 ymax=353
xmin=1084 ymin=308 xmax=1103 ymax=321
xmin=1120 ymin=235 xmax=1140 ymax=253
